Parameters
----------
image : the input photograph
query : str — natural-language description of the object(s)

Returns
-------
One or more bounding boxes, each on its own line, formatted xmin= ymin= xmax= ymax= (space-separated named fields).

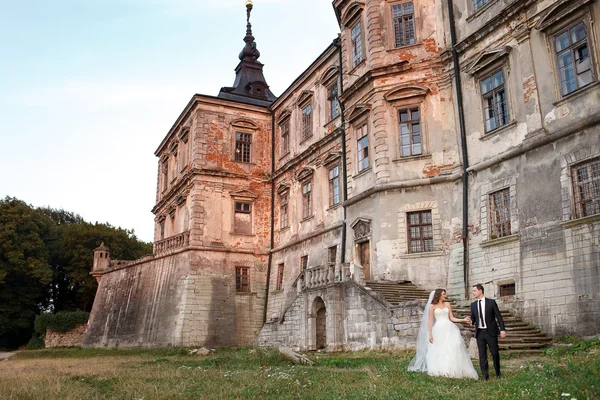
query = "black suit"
xmin=470 ymin=297 xmax=505 ymax=380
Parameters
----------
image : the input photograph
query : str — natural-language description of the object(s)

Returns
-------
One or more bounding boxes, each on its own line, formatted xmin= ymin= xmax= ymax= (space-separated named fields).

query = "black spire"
xmin=218 ymin=1 xmax=276 ymax=107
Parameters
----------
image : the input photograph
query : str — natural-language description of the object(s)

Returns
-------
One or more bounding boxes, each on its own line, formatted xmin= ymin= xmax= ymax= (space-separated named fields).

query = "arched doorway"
xmin=313 ymin=297 xmax=326 ymax=350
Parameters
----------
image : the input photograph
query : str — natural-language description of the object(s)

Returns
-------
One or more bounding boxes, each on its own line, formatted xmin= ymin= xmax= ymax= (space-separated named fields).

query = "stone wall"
xmin=45 ymin=324 xmax=87 ymax=348
xmin=256 ymin=281 xmax=424 ymax=351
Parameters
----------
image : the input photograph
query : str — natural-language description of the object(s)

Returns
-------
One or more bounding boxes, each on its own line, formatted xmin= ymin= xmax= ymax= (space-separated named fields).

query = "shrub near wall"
xmin=29 ymin=311 xmax=90 ymax=348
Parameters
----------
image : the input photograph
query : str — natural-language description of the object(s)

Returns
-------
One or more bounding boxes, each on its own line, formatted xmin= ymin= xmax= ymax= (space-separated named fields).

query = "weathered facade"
xmin=85 ymin=0 xmax=600 ymax=350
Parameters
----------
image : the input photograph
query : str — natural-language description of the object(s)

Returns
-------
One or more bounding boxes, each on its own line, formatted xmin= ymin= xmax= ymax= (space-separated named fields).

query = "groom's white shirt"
xmin=477 ymin=297 xmax=487 ymax=329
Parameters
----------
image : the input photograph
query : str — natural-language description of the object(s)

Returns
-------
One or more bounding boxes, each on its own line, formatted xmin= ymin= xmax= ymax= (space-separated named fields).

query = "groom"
xmin=470 ymin=284 xmax=506 ymax=380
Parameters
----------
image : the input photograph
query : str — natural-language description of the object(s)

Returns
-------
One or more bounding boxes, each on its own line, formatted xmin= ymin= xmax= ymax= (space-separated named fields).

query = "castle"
xmin=84 ymin=0 xmax=600 ymax=350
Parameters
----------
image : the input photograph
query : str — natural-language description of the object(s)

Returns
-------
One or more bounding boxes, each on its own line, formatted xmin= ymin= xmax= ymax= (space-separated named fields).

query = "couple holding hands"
xmin=409 ymin=284 xmax=506 ymax=380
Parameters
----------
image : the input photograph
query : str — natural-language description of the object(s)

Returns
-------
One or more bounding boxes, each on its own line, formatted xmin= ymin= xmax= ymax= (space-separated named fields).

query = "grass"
xmin=1 ymin=341 xmax=599 ymax=400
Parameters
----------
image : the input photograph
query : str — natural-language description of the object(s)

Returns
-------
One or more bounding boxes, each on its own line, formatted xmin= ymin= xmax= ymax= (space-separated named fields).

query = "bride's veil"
xmin=408 ymin=290 xmax=435 ymax=372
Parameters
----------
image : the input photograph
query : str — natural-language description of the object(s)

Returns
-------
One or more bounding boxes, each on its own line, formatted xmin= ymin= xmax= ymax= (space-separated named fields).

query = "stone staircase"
xmin=365 ymin=281 xmax=552 ymax=352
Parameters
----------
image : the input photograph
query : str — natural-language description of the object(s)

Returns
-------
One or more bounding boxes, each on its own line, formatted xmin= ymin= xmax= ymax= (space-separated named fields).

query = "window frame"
xmin=356 ymin=124 xmax=370 ymax=173
xmin=301 ymin=180 xmax=313 ymax=220
xmin=552 ymin=19 xmax=596 ymax=97
xmin=473 ymin=0 xmax=492 ymax=13
xmin=391 ymin=1 xmax=416 ymax=48
xmin=280 ymin=119 xmax=290 ymax=156
xmin=234 ymin=131 xmax=252 ymax=163
xmin=488 ymin=188 xmax=512 ymax=239
xmin=328 ymin=81 xmax=340 ymax=120
xmin=480 ymin=68 xmax=510 ymax=133
xmin=351 ymin=18 xmax=365 ymax=68
xmin=407 ymin=210 xmax=434 ymax=253
xmin=328 ymin=164 xmax=341 ymax=207
xmin=279 ymin=190 xmax=289 ymax=229
xmin=235 ymin=266 xmax=250 ymax=293
xmin=398 ymin=107 xmax=423 ymax=157
xmin=300 ymin=255 xmax=308 ymax=270
xmin=301 ymin=103 xmax=313 ymax=141
xmin=275 ymin=263 xmax=284 ymax=291
xmin=571 ymin=158 xmax=600 ymax=219
xmin=233 ymin=201 xmax=253 ymax=235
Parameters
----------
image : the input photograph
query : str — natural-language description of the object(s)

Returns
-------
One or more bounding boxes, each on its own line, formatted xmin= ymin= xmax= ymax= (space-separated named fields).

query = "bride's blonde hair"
xmin=431 ymin=288 xmax=446 ymax=305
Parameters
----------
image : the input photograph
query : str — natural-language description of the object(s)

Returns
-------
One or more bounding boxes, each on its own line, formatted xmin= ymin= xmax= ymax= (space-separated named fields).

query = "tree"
xmin=0 ymin=197 xmax=53 ymax=348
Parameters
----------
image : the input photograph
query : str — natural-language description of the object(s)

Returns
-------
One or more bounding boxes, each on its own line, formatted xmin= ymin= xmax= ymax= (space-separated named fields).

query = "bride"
xmin=408 ymin=289 xmax=478 ymax=379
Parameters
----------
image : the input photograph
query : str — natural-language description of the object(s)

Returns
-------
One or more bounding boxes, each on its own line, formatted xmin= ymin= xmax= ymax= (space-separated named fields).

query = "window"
xmin=554 ymin=21 xmax=594 ymax=96
xmin=407 ymin=210 xmax=433 ymax=253
xmin=399 ymin=108 xmax=422 ymax=156
xmin=499 ymin=283 xmax=516 ymax=297
xmin=473 ymin=0 xmax=491 ymax=12
xmin=489 ymin=188 xmax=511 ymax=238
xmin=234 ymin=201 xmax=252 ymax=234
xmin=161 ymin=159 xmax=168 ymax=192
xmin=280 ymin=191 xmax=289 ymax=229
xmin=302 ymin=104 xmax=312 ymax=140
xmin=281 ymin=120 xmax=290 ymax=155
xmin=328 ymin=82 xmax=340 ymax=119
xmin=357 ymin=125 xmax=369 ymax=172
xmin=351 ymin=20 xmax=364 ymax=67
xmin=300 ymin=255 xmax=308 ymax=270
xmin=276 ymin=264 xmax=284 ymax=291
xmin=302 ymin=180 xmax=312 ymax=219
xmin=159 ymin=221 xmax=165 ymax=240
xmin=572 ymin=158 xmax=600 ymax=218
xmin=481 ymin=70 xmax=509 ymax=133
xmin=327 ymin=246 xmax=337 ymax=267
xmin=392 ymin=2 xmax=415 ymax=48
xmin=235 ymin=132 xmax=252 ymax=163
xmin=328 ymin=165 xmax=341 ymax=206
xmin=235 ymin=267 xmax=250 ymax=293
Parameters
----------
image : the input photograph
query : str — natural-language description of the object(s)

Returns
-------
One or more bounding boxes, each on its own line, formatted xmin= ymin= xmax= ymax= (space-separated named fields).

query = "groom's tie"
xmin=478 ymin=300 xmax=487 ymax=329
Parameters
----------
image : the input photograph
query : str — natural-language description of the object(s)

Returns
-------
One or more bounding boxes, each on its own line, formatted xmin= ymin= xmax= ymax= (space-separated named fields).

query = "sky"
xmin=0 ymin=0 xmax=340 ymax=242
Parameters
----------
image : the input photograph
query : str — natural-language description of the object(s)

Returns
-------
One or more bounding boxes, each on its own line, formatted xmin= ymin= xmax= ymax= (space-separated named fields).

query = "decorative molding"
xmin=340 ymin=1 xmax=365 ymax=26
xmin=322 ymin=151 xmax=343 ymax=166
xmin=296 ymin=167 xmax=315 ymax=182
xmin=297 ymin=90 xmax=314 ymax=108
xmin=534 ymin=0 xmax=592 ymax=31
xmin=230 ymin=189 xmax=259 ymax=199
xmin=276 ymin=109 xmax=291 ymax=124
xmin=346 ymin=103 xmax=371 ymax=123
xmin=322 ymin=66 xmax=340 ymax=86
xmin=383 ymin=84 xmax=430 ymax=102
xmin=231 ymin=118 xmax=259 ymax=131
xmin=350 ymin=217 xmax=372 ymax=241
xmin=466 ymin=47 xmax=512 ymax=75
xmin=276 ymin=183 xmax=290 ymax=194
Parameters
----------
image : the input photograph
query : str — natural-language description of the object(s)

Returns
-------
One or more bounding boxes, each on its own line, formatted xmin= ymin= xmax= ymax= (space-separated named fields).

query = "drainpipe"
xmin=334 ymin=35 xmax=349 ymax=267
xmin=264 ymin=110 xmax=276 ymax=324
xmin=447 ymin=0 xmax=470 ymax=299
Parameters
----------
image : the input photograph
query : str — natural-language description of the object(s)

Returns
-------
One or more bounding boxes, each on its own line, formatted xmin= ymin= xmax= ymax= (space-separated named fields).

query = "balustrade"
xmin=154 ymin=231 xmax=190 ymax=255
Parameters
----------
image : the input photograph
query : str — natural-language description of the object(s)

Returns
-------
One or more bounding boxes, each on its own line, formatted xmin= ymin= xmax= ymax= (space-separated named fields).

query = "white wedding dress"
xmin=426 ymin=307 xmax=478 ymax=379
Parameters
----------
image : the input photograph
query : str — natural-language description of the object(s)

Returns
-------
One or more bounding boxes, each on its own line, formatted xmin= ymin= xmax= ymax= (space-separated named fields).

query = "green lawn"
xmin=1 ymin=339 xmax=598 ymax=399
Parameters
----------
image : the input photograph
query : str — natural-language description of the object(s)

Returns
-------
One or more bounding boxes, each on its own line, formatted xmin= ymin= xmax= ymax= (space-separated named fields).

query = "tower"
xmin=91 ymin=242 xmax=110 ymax=283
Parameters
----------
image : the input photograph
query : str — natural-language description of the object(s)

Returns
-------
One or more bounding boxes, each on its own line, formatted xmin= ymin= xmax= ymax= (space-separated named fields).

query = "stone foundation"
xmin=45 ymin=324 xmax=87 ymax=348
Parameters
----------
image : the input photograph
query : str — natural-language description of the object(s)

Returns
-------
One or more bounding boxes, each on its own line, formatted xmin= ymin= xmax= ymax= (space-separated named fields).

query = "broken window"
xmin=399 ymin=108 xmax=422 ymax=156
xmin=235 ymin=132 xmax=252 ymax=163
xmin=327 ymin=246 xmax=337 ymax=267
xmin=302 ymin=180 xmax=312 ymax=219
xmin=499 ymin=283 xmax=516 ymax=297
xmin=276 ymin=263 xmax=284 ymax=291
xmin=281 ymin=120 xmax=290 ymax=155
xmin=407 ymin=210 xmax=433 ymax=253
xmin=280 ymin=191 xmax=289 ymax=229
xmin=357 ymin=126 xmax=369 ymax=172
xmin=555 ymin=21 xmax=594 ymax=96
xmin=302 ymin=104 xmax=312 ymax=140
xmin=481 ymin=69 xmax=509 ymax=133
xmin=328 ymin=81 xmax=340 ymax=119
xmin=392 ymin=1 xmax=415 ymax=48
xmin=234 ymin=201 xmax=252 ymax=234
xmin=235 ymin=267 xmax=250 ymax=293
xmin=351 ymin=20 xmax=364 ymax=67
xmin=572 ymin=158 xmax=600 ymax=218
xmin=489 ymin=188 xmax=511 ymax=238
xmin=300 ymin=255 xmax=308 ymax=270
xmin=328 ymin=165 xmax=340 ymax=206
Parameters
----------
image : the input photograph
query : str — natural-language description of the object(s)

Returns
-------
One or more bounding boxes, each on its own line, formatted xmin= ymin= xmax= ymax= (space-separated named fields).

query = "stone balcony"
xmin=154 ymin=231 xmax=190 ymax=255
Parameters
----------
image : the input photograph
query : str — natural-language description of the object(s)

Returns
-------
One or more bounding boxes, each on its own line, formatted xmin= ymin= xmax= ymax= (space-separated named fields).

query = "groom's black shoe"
xmin=481 ymin=375 xmax=489 ymax=381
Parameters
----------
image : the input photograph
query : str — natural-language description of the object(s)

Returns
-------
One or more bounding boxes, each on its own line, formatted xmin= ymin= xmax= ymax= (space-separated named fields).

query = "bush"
xmin=34 ymin=311 xmax=90 ymax=336
xmin=26 ymin=336 xmax=45 ymax=350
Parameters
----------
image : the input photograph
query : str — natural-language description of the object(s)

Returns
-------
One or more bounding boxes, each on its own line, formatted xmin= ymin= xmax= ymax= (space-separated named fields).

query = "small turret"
xmin=91 ymin=242 xmax=110 ymax=283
